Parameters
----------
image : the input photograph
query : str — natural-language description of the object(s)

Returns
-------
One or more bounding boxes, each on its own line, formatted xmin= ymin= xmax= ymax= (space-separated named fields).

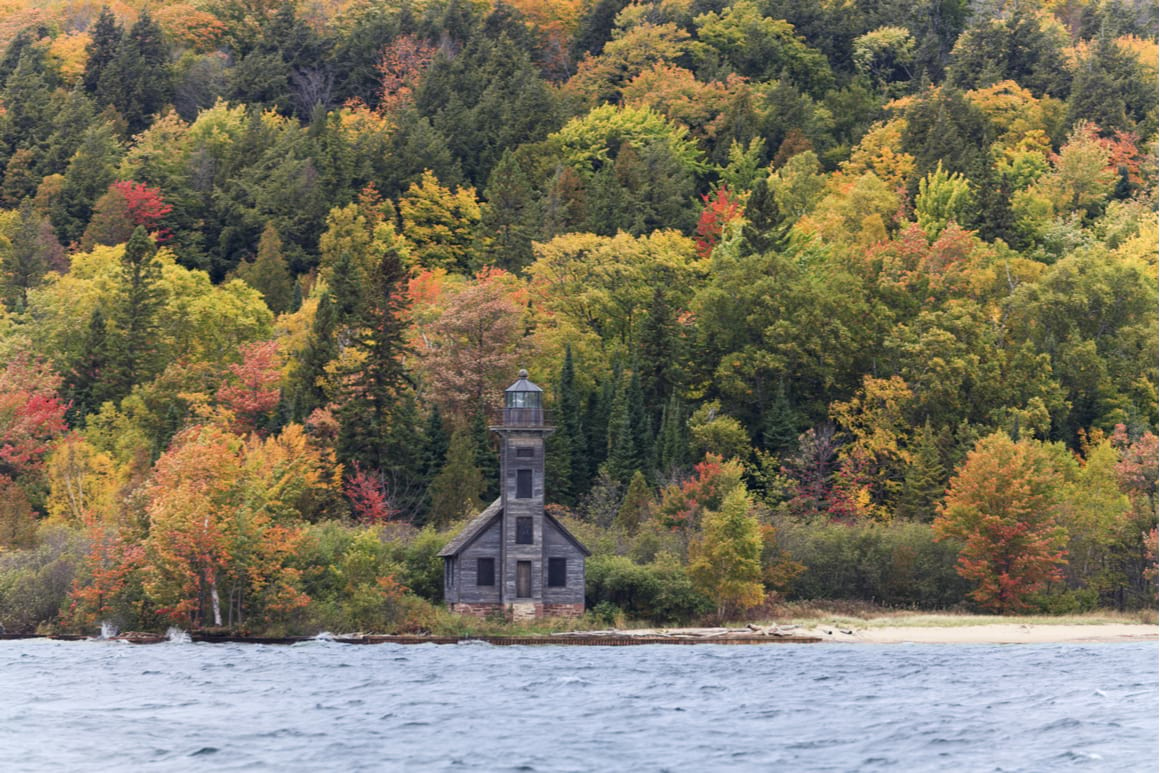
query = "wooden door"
xmin=516 ymin=561 xmax=531 ymax=598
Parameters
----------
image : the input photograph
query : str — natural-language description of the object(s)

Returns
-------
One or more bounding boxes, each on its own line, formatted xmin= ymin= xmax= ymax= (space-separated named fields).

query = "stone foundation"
xmin=542 ymin=603 xmax=585 ymax=619
xmin=450 ymin=602 xmax=503 ymax=618
xmin=449 ymin=602 xmax=585 ymax=620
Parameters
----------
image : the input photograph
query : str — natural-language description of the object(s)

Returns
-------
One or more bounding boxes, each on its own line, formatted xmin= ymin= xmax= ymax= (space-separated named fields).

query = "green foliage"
xmin=0 ymin=524 xmax=87 ymax=633
xmin=585 ymin=553 xmax=712 ymax=623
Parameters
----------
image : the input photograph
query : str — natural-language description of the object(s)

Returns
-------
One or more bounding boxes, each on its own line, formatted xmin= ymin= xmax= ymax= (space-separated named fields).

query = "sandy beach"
xmin=803 ymin=622 xmax=1159 ymax=644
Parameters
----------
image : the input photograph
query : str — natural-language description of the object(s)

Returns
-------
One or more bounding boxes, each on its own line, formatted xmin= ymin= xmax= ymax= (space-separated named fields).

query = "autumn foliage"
xmin=934 ymin=434 xmax=1069 ymax=613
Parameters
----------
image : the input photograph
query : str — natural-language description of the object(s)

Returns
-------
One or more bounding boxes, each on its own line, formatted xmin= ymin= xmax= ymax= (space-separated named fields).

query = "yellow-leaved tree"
xmin=688 ymin=485 xmax=765 ymax=621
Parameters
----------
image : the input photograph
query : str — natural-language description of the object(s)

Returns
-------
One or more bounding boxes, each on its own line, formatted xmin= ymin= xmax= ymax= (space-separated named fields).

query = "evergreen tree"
xmin=420 ymin=403 xmax=451 ymax=482
xmin=471 ymin=408 xmax=499 ymax=501
xmin=762 ymin=380 xmax=801 ymax=454
xmin=83 ymin=7 xmax=123 ymax=95
xmin=1 ymin=50 xmax=56 ymax=161
xmin=52 ymin=123 xmax=122 ymax=244
xmin=108 ymin=227 xmax=163 ymax=402
xmin=656 ymin=394 xmax=689 ymax=477
xmin=97 ymin=10 xmax=172 ymax=135
xmin=638 ymin=286 xmax=680 ymax=419
xmin=627 ymin=368 xmax=652 ymax=476
xmin=896 ymin=420 xmax=949 ymax=522
xmin=605 ymin=371 xmax=642 ymax=482
xmin=742 ymin=175 xmax=789 ymax=254
xmin=65 ymin=307 xmax=113 ymax=422
xmin=292 ymin=290 xmax=338 ymax=419
xmin=234 ymin=223 xmax=294 ymax=314
xmin=336 ymin=245 xmax=413 ymax=474
xmin=426 ymin=429 xmax=486 ymax=528
xmin=615 ymin=470 xmax=652 ymax=534
xmin=546 ymin=344 xmax=585 ymax=505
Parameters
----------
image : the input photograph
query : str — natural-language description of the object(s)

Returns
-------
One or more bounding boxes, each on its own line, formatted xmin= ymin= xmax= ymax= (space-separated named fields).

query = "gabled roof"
xmin=545 ymin=511 xmax=592 ymax=557
xmin=438 ymin=497 xmax=502 ymax=557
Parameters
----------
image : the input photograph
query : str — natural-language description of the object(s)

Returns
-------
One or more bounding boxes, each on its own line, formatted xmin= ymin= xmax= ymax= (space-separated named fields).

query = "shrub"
xmin=775 ymin=519 xmax=969 ymax=608
xmin=0 ymin=524 xmax=87 ymax=633
xmin=585 ymin=553 xmax=712 ymax=623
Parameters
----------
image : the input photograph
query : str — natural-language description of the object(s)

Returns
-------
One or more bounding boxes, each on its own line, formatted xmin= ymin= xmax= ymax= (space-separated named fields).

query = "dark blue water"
xmin=1 ymin=639 xmax=1155 ymax=772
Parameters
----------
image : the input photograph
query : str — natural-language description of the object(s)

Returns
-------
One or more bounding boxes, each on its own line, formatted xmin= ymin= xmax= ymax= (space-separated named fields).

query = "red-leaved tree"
xmin=0 ymin=355 xmax=69 ymax=477
xmin=694 ymin=186 xmax=744 ymax=259
xmin=344 ymin=463 xmax=397 ymax=524
xmin=215 ymin=340 xmax=283 ymax=435
xmin=933 ymin=433 xmax=1069 ymax=613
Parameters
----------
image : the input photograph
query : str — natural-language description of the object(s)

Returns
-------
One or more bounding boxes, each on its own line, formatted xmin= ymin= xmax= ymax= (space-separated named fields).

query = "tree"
xmin=0 ymin=355 xmax=69 ymax=480
xmin=688 ymin=485 xmax=765 ymax=620
xmin=695 ymin=186 xmax=744 ymax=260
xmin=233 ymin=223 xmax=294 ymax=314
xmin=426 ymin=429 xmax=485 ymax=528
xmin=615 ymin=470 xmax=653 ymax=534
xmin=933 ymin=433 xmax=1069 ymax=613
xmin=397 ymin=170 xmax=485 ymax=273
xmin=915 ymin=162 xmax=976 ymax=239
xmin=215 ymin=340 xmax=282 ymax=435
xmin=107 ymin=228 xmax=164 ymax=402
xmin=417 ymin=269 xmax=526 ymax=423
xmin=0 ymin=201 xmax=62 ymax=312
xmin=51 ymin=122 xmax=123 ymax=244
xmin=83 ymin=7 xmax=123 ymax=95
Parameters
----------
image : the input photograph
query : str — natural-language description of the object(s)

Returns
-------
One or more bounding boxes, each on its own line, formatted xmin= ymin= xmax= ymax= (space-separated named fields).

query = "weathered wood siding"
xmin=542 ymin=520 xmax=586 ymax=606
xmin=455 ymin=518 xmax=503 ymax=604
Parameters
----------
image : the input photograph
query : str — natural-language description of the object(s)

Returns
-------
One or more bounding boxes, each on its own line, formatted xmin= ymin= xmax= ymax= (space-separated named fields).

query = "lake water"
xmin=1 ymin=638 xmax=1156 ymax=772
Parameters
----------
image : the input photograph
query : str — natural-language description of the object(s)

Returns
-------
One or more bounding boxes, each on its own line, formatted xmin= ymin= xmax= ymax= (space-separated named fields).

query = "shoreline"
xmin=801 ymin=623 xmax=1159 ymax=644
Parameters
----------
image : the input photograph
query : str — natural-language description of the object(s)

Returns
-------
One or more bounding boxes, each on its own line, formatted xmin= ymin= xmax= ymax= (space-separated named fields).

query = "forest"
xmin=0 ymin=0 xmax=1155 ymax=634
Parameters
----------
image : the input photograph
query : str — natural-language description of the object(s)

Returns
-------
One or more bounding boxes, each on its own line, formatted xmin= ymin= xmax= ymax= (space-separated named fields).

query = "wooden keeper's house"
xmin=439 ymin=370 xmax=590 ymax=620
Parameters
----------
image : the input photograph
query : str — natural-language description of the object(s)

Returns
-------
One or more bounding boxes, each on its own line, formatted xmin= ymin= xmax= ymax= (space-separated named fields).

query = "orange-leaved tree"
xmin=142 ymin=423 xmax=329 ymax=628
xmin=933 ymin=432 xmax=1069 ymax=613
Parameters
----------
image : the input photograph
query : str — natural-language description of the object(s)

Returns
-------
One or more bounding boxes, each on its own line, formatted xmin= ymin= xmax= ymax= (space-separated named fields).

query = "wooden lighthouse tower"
xmin=439 ymin=370 xmax=589 ymax=619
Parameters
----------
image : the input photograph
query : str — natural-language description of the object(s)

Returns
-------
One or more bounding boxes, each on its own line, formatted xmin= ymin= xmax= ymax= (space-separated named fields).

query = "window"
xmin=516 ymin=468 xmax=533 ymax=499
xmin=515 ymin=447 xmax=534 ymax=458
xmin=476 ymin=557 xmax=495 ymax=586
xmin=516 ymin=517 xmax=533 ymax=544
xmin=548 ymin=558 xmax=567 ymax=587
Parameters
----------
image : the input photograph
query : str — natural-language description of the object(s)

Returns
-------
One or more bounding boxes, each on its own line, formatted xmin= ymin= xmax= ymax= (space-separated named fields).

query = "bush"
xmin=775 ymin=519 xmax=970 ymax=608
xmin=585 ymin=553 xmax=712 ymax=623
xmin=0 ymin=524 xmax=87 ymax=633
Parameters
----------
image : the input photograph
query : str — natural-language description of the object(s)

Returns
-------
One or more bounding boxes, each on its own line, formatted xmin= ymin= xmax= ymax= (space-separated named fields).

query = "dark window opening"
xmin=516 ymin=468 xmax=533 ymax=499
xmin=548 ymin=557 xmax=567 ymax=587
xmin=515 ymin=447 xmax=534 ymax=458
xmin=516 ymin=517 xmax=533 ymax=544
xmin=476 ymin=557 xmax=495 ymax=586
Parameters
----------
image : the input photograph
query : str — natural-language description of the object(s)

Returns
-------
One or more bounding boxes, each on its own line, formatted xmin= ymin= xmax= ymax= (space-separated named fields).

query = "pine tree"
xmin=83 ymin=7 xmax=123 ymax=95
xmin=627 ymin=368 xmax=652 ymax=476
xmin=97 ymin=10 xmax=172 ymax=135
xmin=742 ymin=175 xmax=789 ymax=254
xmin=65 ymin=307 xmax=113 ymax=422
xmin=52 ymin=122 xmax=121 ymax=244
xmin=896 ymin=420 xmax=949 ymax=521
xmin=656 ymin=393 xmax=689 ymax=476
xmin=546 ymin=344 xmax=585 ymax=505
xmin=336 ymin=245 xmax=413 ymax=472
xmin=234 ymin=223 xmax=294 ymax=314
xmin=470 ymin=408 xmax=499 ymax=501
xmin=762 ymin=380 xmax=801 ymax=454
xmin=292 ymin=290 xmax=338 ymax=419
xmin=420 ymin=404 xmax=450 ymax=482
xmin=605 ymin=371 xmax=641 ymax=482
xmin=615 ymin=470 xmax=652 ymax=534
xmin=638 ymin=286 xmax=679 ymax=418
xmin=426 ymin=429 xmax=486 ymax=529
xmin=108 ymin=227 xmax=163 ymax=402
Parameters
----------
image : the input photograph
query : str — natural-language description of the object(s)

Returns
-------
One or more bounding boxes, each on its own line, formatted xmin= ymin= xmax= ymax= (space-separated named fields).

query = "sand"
xmin=802 ymin=623 xmax=1158 ymax=645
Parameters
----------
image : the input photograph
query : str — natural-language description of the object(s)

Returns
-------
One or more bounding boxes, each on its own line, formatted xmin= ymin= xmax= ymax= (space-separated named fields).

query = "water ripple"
xmin=0 ymin=639 xmax=1154 ymax=772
